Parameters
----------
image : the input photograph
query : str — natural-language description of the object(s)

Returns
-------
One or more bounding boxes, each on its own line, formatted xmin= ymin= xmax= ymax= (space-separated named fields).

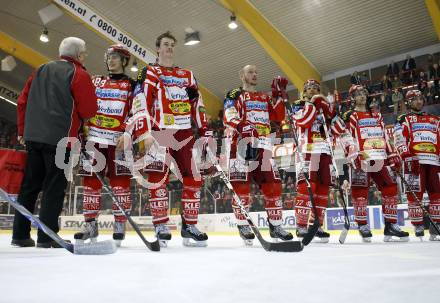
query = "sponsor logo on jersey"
xmin=363 ymin=138 xmax=385 ymax=150
xmin=360 ymin=127 xmax=383 ymax=139
xmin=160 ymin=75 xmax=189 ymax=87
xmin=194 ymin=191 xmax=201 ymax=199
xmin=247 ymin=111 xmax=270 ymax=124
xmin=95 ymin=88 xmax=128 ymax=99
xmin=163 ymin=114 xmax=175 ymax=126
xmin=165 ymin=86 xmax=188 ymax=101
xmin=245 ymin=101 xmax=268 ymax=111
xmin=411 ymin=123 xmax=436 ymax=132
xmin=90 ymin=115 xmax=121 ymax=129
xmin=176 ymin=70 xmax=186 ymax=76
xmin=156 ymin=188 xmax=167 ymax=197
xmin=256 ymin=124 xmax=270 ymax=136
xmin=413 ymin=143 xmax=436 ymax=153
xmin=169 ymin=101 xmax=191 ymax=114
xmin=97 ymin=100 xmax=126 ymax=116
xmin=358 ymin=118 xmax=378 ymax=127
xmin=120 ymin=82 xmax=129 ymax=88
xmin=413 ymin=131 xmax=437 ymax=144
xmin=225 ymin=107 xmax=238 ymax=121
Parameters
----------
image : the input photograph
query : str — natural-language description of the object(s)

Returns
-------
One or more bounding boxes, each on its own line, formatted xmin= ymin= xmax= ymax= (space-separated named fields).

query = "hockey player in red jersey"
xmin=290 ymin=79 xmax=343 ymax=243
xmin=223 ymin=65 xmax=293 ymax=245
xmin=343 ymin=85 xmax=408 ymax=242
xmin=133 ymin=32 xmax=212 ymax=247
xmin=394 ymin=90 xmax=440 ymax=240
xmin=74 ymin=45 xmax=134 ymax=247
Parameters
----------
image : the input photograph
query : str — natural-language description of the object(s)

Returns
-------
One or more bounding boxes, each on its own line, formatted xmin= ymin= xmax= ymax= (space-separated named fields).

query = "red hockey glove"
xmin=237 ymin=121 xmax=259 ymax=140
xmin=387 ymin=153 xmax=402 ymax=171
xmin=271 ymin=76 xmax=289 ymax=101
xmin=199 ymin=127 xmax=214 ymax=139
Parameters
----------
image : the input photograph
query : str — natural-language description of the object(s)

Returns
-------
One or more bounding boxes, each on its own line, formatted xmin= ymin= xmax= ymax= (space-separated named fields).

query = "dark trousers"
xmin=12 ymin=141 xmax=69 ymax=243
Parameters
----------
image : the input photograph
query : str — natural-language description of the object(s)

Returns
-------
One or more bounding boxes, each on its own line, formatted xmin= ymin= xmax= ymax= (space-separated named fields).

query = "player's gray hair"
xmin=59 ymin=37 xmax=86 ymax=59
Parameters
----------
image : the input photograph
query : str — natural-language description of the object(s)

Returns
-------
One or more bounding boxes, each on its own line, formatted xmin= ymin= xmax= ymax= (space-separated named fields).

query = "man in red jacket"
xmin=12 ymin=37 xmax=97 ymax=248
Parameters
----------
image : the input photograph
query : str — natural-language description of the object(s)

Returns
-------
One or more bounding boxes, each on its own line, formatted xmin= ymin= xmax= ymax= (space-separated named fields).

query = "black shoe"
xmin=11 ymin=238 xmax=35 ymax=247
xmin=315 ymin=227 xmax=330 ymax=243
xmin=36 ymin=240 xmax=71 ymax=248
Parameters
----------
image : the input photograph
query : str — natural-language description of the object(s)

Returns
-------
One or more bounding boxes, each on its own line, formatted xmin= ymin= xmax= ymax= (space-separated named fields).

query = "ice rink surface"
xmin=0 ymin=231 xmax=439 ymax=303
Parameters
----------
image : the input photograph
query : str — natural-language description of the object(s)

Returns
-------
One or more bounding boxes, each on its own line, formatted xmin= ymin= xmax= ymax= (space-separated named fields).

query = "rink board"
xmin=0 ymin=204 xmax=412 ymax=231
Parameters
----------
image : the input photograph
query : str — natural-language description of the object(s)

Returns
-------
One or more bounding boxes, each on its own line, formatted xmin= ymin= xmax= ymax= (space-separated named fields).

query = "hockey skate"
xmin=429 ymin=223 xmax=440 ymax=241
xmin=155 ymin=223 xmax=172 ymax=248
xmin=414 ymin=224 xmax=425 ymax=240
xmin=237 ymin=225 xmax=255 ymax=246
xmin=383 ymin=222 xmax=409 ymax=242
xmin=358 ymin=224 xmax=372 ymax=243
xmin=181 ymin=219 xmax=208 ymax=247
xmin=295 ymin=226 xmax=308 ymax=238
xmin=314 ymin=226 xmax=330 ymax=243
xmin=113 ymin=221 xmax=126 ymax=247
xmin=74 ymin=220 xmax=98 ymax=244
xmin=269 ymin=222 xmax=293 ymax=242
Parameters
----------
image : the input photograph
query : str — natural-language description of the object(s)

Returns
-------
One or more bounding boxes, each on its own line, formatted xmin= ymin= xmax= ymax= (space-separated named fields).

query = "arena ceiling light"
xmin=130 ymin=59 xmax=138 ymax=73
xmin=228 ymin=14 xmax=238 ymax=30
xmin=1 ymin=55 xmax=16 ymax=71
xmin=184 ymin=28 xmax=200 ymax=46
xmin=40 ymin=27 xmax=49 ymax=43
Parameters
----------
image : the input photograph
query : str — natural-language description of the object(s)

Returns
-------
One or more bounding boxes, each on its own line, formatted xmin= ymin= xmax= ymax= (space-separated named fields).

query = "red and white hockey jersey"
xmin=394 ymin=111 xmax=440 ymax=165
xmin=290 ymin=99 xmax=340 ymax=154
xmin=86 ymin=74 xmax=133 ymax=146
xmin=343 ymin=110 xmax=393 ymax=160
xmin=223 ymin=88 xmax=285 ymax=149
xmin=131 ymin=64 xmax=207 ymax=142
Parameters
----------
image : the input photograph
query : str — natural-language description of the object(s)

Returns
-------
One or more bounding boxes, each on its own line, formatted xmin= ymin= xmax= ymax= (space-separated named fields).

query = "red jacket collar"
xmin=60 ymin=56 xmax=85 ymax=69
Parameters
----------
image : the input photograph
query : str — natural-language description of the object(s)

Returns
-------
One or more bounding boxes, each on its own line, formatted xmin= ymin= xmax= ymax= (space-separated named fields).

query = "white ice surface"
xmin=0 ymin=232 xmax=439 ymax=303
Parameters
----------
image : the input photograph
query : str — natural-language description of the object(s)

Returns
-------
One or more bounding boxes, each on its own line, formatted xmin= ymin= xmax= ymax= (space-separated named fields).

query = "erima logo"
xmin=246 ymin=101 xmax=267 ymax=111
xmin=224 ymin=99 xmax=235 ymax=108
xmin=358 ymin=118 xmax=377 ymax=127
xmin=96 ymin=88 xmax=128 ymax=99
xmin=160 ymin=76 xmax=188 ymax=87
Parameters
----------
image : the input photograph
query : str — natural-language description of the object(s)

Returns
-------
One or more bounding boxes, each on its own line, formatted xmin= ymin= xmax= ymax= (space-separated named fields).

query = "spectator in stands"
xmin=380 ymin=75 xmax=392 ymax=93
xmin=391 ymin=75 xmax=402 ymax=90
xmin=402 ymin=54 xmax=416 ymax=84
xmin=360 ymin=72 xmax=369 ymax=86
xmin=425 ymin=81 xmax=437 ymax=105
xmin=427 ymin=54 xmax=434 ymax=70
xmin=350 ymin=71 xmax=361 ymax=85
xmin=417 ymin=71 xmax=428 ymax=93
xmin=386 ymin=60 xmax=399 ymax=77
xmin=391 ymin=88 xmax=404 ymax=114
xmin=429 ymin=63 xmax=440 ymax=92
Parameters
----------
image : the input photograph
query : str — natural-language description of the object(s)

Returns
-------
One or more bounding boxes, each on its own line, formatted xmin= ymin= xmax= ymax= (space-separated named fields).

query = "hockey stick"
xmin=286 ymin=108 xmax=320 ymax=246
xmin=394 ymin=169 xmax=440 ymax=235
xmin=319 ymin=111 xmax=351 ymax=244
xmin=81 ymin=150 xmax=160 ymax=252
xmin=206 ymin=147 xmax=303 ymax=252
xmin=0 ymin=188 xmax=116 ymax=255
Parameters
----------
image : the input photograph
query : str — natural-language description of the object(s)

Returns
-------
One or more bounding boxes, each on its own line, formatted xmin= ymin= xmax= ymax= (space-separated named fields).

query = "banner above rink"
xmin=54 ymin=0 xmax=156 ymax=64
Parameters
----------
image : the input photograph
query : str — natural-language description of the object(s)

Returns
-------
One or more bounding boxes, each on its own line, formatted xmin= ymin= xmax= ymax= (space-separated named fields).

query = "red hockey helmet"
xmin=105 ymin=44 xmax=131 ymax=67
xmin=405 ymin=89 xmax=424 ymax=106
xmin=303 ymin=79 xmax=320 ymax=92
